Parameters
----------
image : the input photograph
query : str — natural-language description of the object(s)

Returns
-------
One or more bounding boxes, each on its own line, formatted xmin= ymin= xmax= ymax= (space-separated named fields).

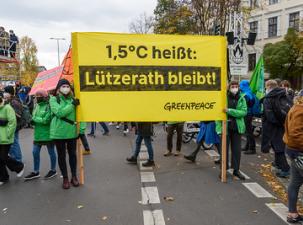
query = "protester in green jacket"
xmin=50 ymin=79 xmax=80 ymax=190
xmin=217 ymin=81 xmax=247 ymax=180
xmin=0 ymin=94 xmax=24 ymax=185
xmin=24 ymin=89 xmax=57 ymax=181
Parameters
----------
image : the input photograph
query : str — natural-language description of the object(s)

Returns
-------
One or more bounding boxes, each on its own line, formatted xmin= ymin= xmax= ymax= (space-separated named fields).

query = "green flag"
xmin=250 ymin=55 xmax=265 ymax=99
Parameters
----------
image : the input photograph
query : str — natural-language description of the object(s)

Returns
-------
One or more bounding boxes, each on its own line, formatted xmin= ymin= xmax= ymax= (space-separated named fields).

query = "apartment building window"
xmin=250 ymin=0 xmax=258 ymax=8
xmin=248 ymin=53 xmax=256 ymax=71
xmin=268 ymin=17 xmax=278 ymax=37
xmin=269 ymin=0 xmax=278 ymax=5
xmin=250 ymin=21 xmax=258 ymax=33
xmin=289 ymin=12 xmax=300 ymax=31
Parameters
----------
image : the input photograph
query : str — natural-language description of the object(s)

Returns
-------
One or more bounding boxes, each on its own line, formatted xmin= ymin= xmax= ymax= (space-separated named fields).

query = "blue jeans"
xmin=90 ymin=122 xmax=109 ymax=134
xmin=288 ymin=160 xmax=303 ymax=213
xmin=133 ymin=135 xmax=154 ymax=161
xmin=33 ymin=143 xmax=57 ymax=173
xmin=9 ymin=131 xmax=22 ymax=162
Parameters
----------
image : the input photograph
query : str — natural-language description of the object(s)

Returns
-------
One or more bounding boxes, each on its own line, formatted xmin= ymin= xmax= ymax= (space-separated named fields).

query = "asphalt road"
xmin=0 ymin=125 xmax=289 ymax=225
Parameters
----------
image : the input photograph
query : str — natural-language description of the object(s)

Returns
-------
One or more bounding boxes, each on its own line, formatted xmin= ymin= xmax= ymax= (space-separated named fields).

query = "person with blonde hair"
xmin=284 ymin=90 xmax=303 ymax=223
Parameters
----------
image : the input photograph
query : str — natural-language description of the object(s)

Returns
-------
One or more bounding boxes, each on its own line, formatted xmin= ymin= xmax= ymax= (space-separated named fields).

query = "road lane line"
xmin=141 ymin=172 xmax=156 ymax=183
xmin=141 ymin=145 xmax=147 ymax=151
xmin=143 ymin=210 xmax=166 ymax=225
xmin=243 ymin=183 xmax=274 ymax=198
xmin=266 ymin=203 xmax=291 ymax=224
xmin=141 ymin=186 xmax=161 ymax=204
xmin=139 ymin=152 xmax=149 ymax=160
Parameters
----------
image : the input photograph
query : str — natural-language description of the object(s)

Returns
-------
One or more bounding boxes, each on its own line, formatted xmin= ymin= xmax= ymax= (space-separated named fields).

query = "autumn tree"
xmin=263 ymin=28 xmax=303 ymax=89
xmin=19 ymin=36 xmax=39 ymax=86
xmin=129 ymin=13 xmax=154 ymax=34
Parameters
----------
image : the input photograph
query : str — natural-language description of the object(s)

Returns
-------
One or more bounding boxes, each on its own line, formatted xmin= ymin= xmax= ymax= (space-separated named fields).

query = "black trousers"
xmin=55 ymin=139 xmax=77 ymax=178
xmin=167 ymin=123 xmax=183 ymax=152
xmin=79 ymin=134 xmax=90 ymax=151
xmin=0 ymin=144 xmax=24 ymax=182
xmin=218 ymin=130 xmax=242 ymax=171
xmin=244 ymin=115 xmax=256 ymax=150
xmin=275 ymin=152 xmax=290 ymax=172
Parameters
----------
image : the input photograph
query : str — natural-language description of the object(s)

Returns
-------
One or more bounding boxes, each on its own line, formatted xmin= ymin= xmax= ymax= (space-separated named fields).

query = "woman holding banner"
xmin=217 ymin=81 xmax=247 ymax=180
xmin=49 ymin=79 xmax=80 ymax=189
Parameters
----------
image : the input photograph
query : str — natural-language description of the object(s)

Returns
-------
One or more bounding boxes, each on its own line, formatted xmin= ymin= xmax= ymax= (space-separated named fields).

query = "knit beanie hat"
xmin=55 ymin=79 xmax=71 ymax=92
xmin=35 ymin=88 xmax=48 ymax=97
xmin=4 ymin=86 xmax=15 ymax=96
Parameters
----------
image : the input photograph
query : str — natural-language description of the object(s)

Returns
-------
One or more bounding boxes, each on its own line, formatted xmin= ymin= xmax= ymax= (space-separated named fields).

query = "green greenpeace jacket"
xmin=49 ymin=94 xmax=77 ymax=140
xmin=216 ymin=93 xmax=247 ymax=135
xmin=0 ymin=104 xmax=17 ymax=144
xmin=32 ymin=101 xmax=52 ymax=142
xmin=79 ymin=122 xmax=87 ymax=135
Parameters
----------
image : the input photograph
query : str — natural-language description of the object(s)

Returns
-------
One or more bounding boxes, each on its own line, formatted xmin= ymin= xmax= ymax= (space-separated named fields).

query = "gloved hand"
xmin=72 ymin=98 xmax=80 ymax=106
xmin=0 ymin=119 xmax=8 ymax=126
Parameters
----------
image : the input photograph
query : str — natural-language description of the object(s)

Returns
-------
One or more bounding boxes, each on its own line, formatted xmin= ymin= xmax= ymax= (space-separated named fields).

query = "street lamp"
xmin=50 ymin=37 xmax=66 ymax=66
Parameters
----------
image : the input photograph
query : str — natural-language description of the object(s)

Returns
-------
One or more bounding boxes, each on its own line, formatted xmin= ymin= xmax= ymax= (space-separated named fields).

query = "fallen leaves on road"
xmin=77 ymin=205 xmax=84 ymax=209
xmin=101 ymin=216 xmax=108 ymax=221
xmin=164 ymin=196 xmax=175 ymax=201
xmin=252 ymin=210 xmax=259 ymax=214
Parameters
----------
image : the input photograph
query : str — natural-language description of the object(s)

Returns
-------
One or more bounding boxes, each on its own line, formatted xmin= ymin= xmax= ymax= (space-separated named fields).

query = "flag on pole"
xmin=249 ymin=55 xmax=265 ymax=99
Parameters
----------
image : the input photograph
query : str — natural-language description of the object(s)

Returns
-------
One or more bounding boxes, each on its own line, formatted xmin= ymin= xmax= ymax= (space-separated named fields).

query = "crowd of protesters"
xmin=0 ymin=77 xmax=302 ymax=223
xmin=0 ymin=26 xmax=19 ymax=58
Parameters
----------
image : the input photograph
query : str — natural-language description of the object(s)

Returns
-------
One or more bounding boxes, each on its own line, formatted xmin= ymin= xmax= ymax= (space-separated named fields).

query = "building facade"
xmin=244 ymin=0 xmax=303 ymax=81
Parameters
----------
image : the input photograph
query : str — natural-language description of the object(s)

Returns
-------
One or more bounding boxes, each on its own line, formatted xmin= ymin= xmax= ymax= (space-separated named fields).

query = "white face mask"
xmin=60 ymin=86 xmax=71 ymax=95
xmin=230 ymin=88 xmax=239 ymax=95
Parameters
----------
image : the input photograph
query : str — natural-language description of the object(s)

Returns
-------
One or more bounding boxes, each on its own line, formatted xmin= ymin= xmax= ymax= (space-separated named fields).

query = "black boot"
xmin=184 ymin=155 xmax=196 ymax=163
xmin=233 ymin=170 xmax=246 ymax=180
xmin=142 ymin=160 xmax=155 ymax=167
xmin=126 ymin=156 xmax=137 ymax=164
xmin=244 ymin=149 xmax=256 ymax=155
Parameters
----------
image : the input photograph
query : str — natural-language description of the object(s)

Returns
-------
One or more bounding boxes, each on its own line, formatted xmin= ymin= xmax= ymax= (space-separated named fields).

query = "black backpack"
xmin=272 ymin=94 xmax=293 ymax=125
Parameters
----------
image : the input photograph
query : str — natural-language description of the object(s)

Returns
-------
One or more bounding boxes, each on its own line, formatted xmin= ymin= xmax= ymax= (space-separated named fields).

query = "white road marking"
xmin=228 ymin=169 xmax=250 ymax=180
xmin=141 ymin=145 xmax=147 ymax=151
xmin=243 ymin=183 xmax=274 ymax=198
xmin=141 ymin=186 xmax=161 ymax=204
xmin=141 ymin=172 xmax=156 ymax=183
xmin=139 ymin=152 xmax=149 ymax=160
xmin=205 ymin=150 xmax=220 ymax=158
xmin=138 ymin=161 xmax=153 ymax=171
xmin=266 ymin=203 xmax=291 ymax=224
xmin=143 ymin=210 xmax=166 ymax=225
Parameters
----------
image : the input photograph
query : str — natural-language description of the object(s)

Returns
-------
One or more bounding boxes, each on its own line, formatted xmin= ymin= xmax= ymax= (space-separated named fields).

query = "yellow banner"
xmin=72 ymin=32 xmax=227 ymax=122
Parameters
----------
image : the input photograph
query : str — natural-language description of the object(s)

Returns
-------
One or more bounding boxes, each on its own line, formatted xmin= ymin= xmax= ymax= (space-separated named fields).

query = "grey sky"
xmin=1 ymin=0 xmax=157 ymax=69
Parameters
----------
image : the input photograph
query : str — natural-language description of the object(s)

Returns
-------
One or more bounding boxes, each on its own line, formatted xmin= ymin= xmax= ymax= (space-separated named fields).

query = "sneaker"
xmin=62 ymin=178 xmax=70 ymax=189
xmin=116 ymin=125 xmax=120 ymax=130
xmin=163 ymin=151 xmax=172 ymax=157
xmin=214 ymin=159 xmax=221 ymax=165
xmin=109 ymin=122 xmax=113 ymax=126
xmin=0 ymin=179 xmax=8 ymax=186
xmin=71 ymin=177 xmax=80 ymax=187
xmin=287 ymin=214 xmax=303 ymax=223
xmin=126 ymin=156 xmax=137 ymax=164
xmin=184 ymin=155 xmax=196 ymax=162
xmin=233 ymin=171 xmax=246 ymax=180
xmin=142 ymin=160 xmax=155 ymax=167
xmin=87 ymin=133 xmax=95 ymax=137
xmin=123 ymin=129 xmax=129 ymax=134
xmin=24 ymin=172 xmax=40 ymax=181
xmin=17 ymin=164 xmax=25 ymax=178
xmin=44 ymin=170 xmax=57 ymax=179
xmin=82 ymin=150 xmax=92 ymax=155
xmin=276 ymin=170 xmax=290 ymax=178
xmin=174 ymin=151 xmax=181 ymax=156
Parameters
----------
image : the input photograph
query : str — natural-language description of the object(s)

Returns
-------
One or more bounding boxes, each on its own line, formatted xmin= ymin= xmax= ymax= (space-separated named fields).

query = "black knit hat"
xmin=55 ymin=79 xmax=71 ymax=92
xmin=4 ymin=86 xmax=15 ymax=96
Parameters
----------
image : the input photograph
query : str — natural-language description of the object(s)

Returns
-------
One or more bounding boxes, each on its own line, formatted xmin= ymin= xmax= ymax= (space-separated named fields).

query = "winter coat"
xmin=261 ymin=88 xmax=286 ymax=153
xmin=49 ymin=94 xmax=77 ymax=140
xmin=197 ymin=122 xmax=220 ymax=145
xmin=283 ymin=104 xmax=303 ymax=151
xmin=10 ymin=97 xmax=23 ymax=130
xmin=0 ymin=104 xmax=16 ymax=144
xmin=79 ymin=122 xmax=87 ymax=135
xmin=32 ymin=101 xmax=52 ymax=142
xmin=136 ymin=122 xmax=153 ymax=137
xmin=216 ymin=93 xmax=247 ymax=135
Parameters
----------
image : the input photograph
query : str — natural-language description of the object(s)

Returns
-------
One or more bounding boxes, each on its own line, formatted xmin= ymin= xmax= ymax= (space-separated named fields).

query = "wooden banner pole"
xmin=221 ymin=120 xmax=227 ymax=183
xmin=77 ymin=124 xmax=85 ymax=185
